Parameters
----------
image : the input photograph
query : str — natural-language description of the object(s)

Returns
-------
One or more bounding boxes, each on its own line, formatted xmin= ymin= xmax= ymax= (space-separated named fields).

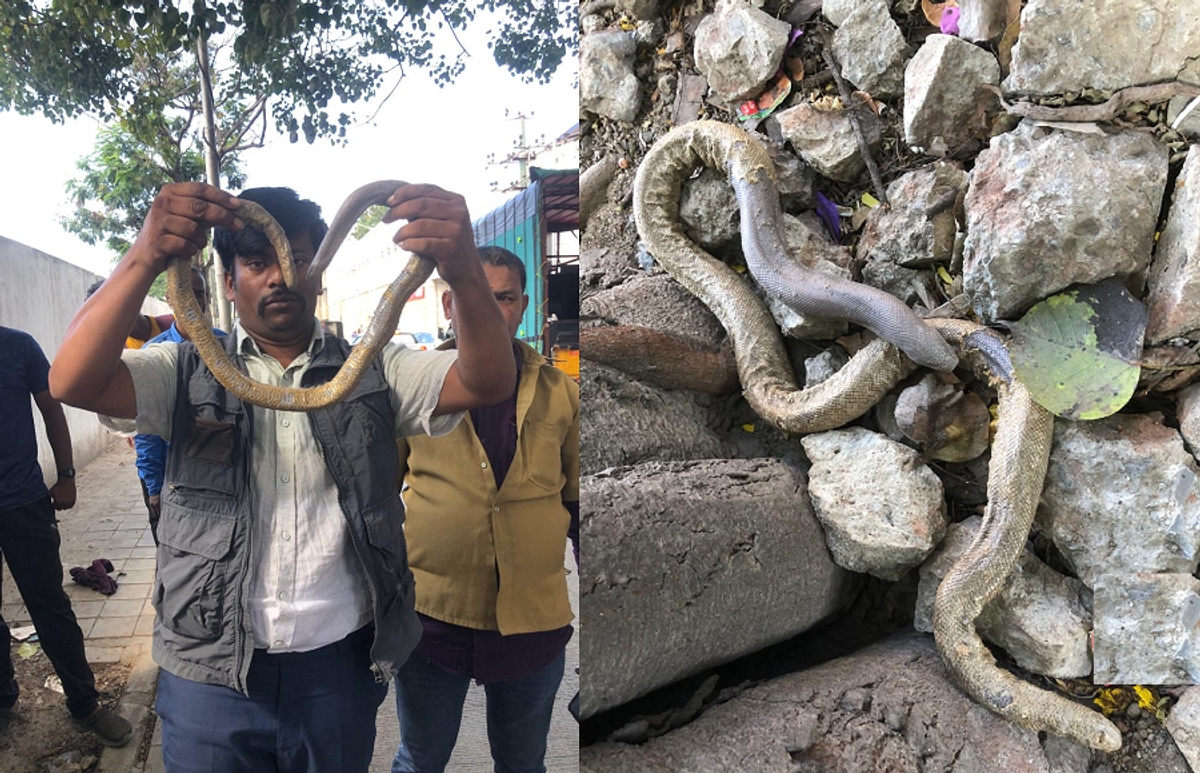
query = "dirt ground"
xmin=0 ymin=652 xmax=129 ymax=773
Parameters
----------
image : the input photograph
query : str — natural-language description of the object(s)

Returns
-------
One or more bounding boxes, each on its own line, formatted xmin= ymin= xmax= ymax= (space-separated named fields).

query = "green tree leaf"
xmin=1007 ymin=282 xmax=1148 ymax=420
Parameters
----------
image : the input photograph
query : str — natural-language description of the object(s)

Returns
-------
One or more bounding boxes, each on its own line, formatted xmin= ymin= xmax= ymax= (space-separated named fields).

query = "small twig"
xmin=984 ymin=81 xmax=1200 ymax=123
xmin=821 ymin=44 xmax=889 ymax=208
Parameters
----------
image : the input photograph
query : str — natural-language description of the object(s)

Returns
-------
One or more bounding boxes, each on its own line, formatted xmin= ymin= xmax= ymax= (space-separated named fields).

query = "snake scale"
xmin=633 ymin=120 xmax=1121 ymax=752
xmin=168 ymin=180 xmax=436 ymax=412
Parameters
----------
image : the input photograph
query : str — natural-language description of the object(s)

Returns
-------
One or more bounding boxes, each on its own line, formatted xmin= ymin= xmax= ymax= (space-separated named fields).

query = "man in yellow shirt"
xmin=393 ymin=246 xmax=579 ymax=773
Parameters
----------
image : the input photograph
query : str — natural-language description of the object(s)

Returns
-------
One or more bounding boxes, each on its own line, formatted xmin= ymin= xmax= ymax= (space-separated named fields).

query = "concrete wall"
xmin=0 ymin=236 xmax=169 ymax=486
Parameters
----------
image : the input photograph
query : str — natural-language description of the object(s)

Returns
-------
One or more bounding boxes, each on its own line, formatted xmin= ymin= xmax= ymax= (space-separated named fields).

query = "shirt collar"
xmin=234 ymin=319 xmax=325 ymax=358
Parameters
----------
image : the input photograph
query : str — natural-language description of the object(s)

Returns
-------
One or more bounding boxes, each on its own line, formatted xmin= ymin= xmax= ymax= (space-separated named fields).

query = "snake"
xmin=632 ymin=120 xmax=1122 ymax=751
xmin=168 ymin=180 xmax=436 ymax=411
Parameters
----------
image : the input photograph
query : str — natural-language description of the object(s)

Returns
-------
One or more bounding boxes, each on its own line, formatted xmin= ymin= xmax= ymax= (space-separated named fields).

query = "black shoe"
xmin=0 ymin=697 xmax=17 ymax=723
xmin=71 ymin=706 xmax=133 ymax=747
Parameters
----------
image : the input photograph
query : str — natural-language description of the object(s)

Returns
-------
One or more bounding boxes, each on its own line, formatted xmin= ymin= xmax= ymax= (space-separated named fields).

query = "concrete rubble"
xmin=915 ymin=516 xmax=1093 ymax=678
xmin=801 ymin=427 xmax=947 ymax=581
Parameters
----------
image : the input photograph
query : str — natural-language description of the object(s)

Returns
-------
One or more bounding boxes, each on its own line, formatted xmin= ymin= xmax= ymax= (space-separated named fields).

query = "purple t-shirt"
xmin=0 ymin=327 xmax=51 ymax=510
xmin=415 ymin=343 xmax=579 ymax=683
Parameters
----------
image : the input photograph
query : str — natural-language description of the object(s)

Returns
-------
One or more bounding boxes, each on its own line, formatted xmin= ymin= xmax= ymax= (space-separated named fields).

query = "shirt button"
xmin=274 ymin=640 xmax=284 ymax=647
xmin=281 ymin=474 xmax=290 ymax=483
xmin=282 ymin=419 xmax=291 ymax=428
xmin=282 ymin=532 xmax=292 ymax=541
xmin=493 ymin=506 xmax=501 ymax=513
xmin=278 ymin=591 xmax=287 ymax=600
xmin=481 ymin=462 xmax=488 ymax=468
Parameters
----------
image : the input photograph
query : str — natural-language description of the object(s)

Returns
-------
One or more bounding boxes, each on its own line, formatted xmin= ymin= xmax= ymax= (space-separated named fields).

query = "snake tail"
xmin=929 ymin=320 xmax=1122 ymax=753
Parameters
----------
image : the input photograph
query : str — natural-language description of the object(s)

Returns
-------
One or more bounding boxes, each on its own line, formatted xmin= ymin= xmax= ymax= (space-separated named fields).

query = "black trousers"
xmin=0 ymin=496 xmax=99 ymax=718
xmin=138 ymin=476 xmax=160 ymax=546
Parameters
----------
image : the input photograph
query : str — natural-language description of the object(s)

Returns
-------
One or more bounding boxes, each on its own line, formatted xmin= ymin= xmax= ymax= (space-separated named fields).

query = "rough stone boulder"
xmin=581 ymin=632 xmax=1095 ymax=772
xmin=1146 ymin=146 xmax=1200 ymax=343
xmin=693 ymin=0 xmax=791 ymax=102
xmin=963 ymin=123 xmax=1167 ymax=321
xmin=1093 ymin=573 xmax=1200 ymax=684
xmin=831 ymin=0 xmax=910 ymax=99
xmin=772 ymin=102 xmax=883 ymax=183
xmin=1037 ymin=414 xmax=1200 ymax=589
xmin=801 ymin=428 xmax=946 ymax=581
xmin=915 ymin=516 xmax=1093 ymax=678
xmin=903 ymin=34 xmax=1000 ymax=155
xmin=580 ymin=31 xmax=641 ymax=123
xmin=1004 ymin=0 xmax=1200 ymax=96
xmin=580 ymin=458 xmax=856 ymax=718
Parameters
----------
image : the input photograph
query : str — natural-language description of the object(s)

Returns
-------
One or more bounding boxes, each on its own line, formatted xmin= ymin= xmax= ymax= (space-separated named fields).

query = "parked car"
xmin=392 ymin=331 xmax=436 ymax=350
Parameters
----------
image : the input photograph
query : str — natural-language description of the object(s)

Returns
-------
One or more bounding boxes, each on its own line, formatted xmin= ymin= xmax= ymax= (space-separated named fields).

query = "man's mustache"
xmin=259 ymin=291 xmax=307 ymax=314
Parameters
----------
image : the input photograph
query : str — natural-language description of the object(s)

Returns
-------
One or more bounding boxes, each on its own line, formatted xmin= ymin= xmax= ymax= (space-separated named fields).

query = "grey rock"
xmin=671 ymin=71 xmax=709 ymax=127
xmin=831 ymin=0 xmax=911 ymax=99
xmin=579 ymin=458 xmax=855 ymax=718
xmin=582 ymin=273 xmax=726 ymax=346
xmin=1168 ymin=95 xmax=1200 ymax=140
xmin=581 ymin=632 xmax=1092 ymax=773
xmin=616 ymin=0 xmax=658 ymax=20
xmin=862 ymin=259 xmax=939 ymax=307
xmin=1005 ymin=0 xmax=1200 ymax=96
xmin=580 ymin=362 xmax=727 ymax=475
xmin=765 ymin=142 xmax=816 ymax=211
xmin=957 ymin=0 xmax=1009 ymax=42
xmin=773 ymin=102 xmax=883 ymax=182
xmin=580 ymin=31 xmax=641 ymax=123
xmin=963 ymin=123 xmax=1168 ymax=322
xmin=679 ymin=167 xmax=740 ymax=250
xmin=915 ymin=516 xmax=1093 ymax=678
xmin=903 ymin=34 xmax=1000 ymax=155
xmin=580 ymin=245 xmax=639 ymax=297
xmin=1177 ymin=382 xmax=1200 ymax=459
xmin=823 ymin=0 xmax=890 ymax=27
xmin=859 ymin=162 xmax=969 ymax=273
xmin=1093 ymin=573 xmax=1200 ymax=684
xmin=693 ymin=0 xmax=792 ymax=102
xmin=1146 ymin=147 xmax=1200 ymax=343
xmin=802 ymin=428 xmax=947 ymax=581
xmin=1166 ymin=687 xmax=1200 ymax=773
xmin=1038 ymin=414 xmax=1200 ymax=589
xmin=805 ymin=348 xmax=851 ymax=389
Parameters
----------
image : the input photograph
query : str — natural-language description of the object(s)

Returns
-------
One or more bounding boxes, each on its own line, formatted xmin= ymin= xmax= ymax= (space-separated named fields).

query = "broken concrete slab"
xmin=903 ymin=34 xmax=1000 ymax=155
xmin=693 ymin=0 xmax=792 ymax=102
xmin=1146 ymin=146 xmax=1200 ymax=344
xmin=580 ymin=458 xmax=855 ymax=718
xmin=1093 ymin=573 xmax=1200 ymax=685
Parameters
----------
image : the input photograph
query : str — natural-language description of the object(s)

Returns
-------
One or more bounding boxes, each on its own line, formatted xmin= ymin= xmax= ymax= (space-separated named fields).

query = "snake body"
xmin=632 ymin=120 xmax=1121 ymax=751
xmin=633 ymin=120 xmax=956 ymax=434
xmin=169 ymin=180 xmax=435 ymax=411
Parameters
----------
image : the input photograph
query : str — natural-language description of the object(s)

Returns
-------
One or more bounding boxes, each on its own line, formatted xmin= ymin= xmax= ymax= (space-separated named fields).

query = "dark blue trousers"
xmin=0 ymin=496 xmax=99 ymax=718
xmin=157 ymin=624 xmax=388 ymax=773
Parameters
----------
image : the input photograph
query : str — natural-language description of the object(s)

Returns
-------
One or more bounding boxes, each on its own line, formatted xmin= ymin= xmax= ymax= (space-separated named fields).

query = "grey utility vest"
xmin=152 ymin=332 xmax=421 ymax=694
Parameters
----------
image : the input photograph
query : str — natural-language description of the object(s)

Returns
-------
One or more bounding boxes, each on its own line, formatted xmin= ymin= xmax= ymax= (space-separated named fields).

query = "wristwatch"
xmin=58 ymin=468 xmax=76 ymax=479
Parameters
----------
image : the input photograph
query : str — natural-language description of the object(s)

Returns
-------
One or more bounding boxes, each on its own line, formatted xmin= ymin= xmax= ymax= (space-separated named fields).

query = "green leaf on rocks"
xmin=1007 ymin=282 xmax=1147 ymax=420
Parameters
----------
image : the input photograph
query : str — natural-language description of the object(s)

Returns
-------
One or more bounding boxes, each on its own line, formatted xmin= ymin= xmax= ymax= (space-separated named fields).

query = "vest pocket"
xmin=155 ymin=503 xmax=236 ymax=641
xmin=362 ymin=494 xmax=411 ymax=622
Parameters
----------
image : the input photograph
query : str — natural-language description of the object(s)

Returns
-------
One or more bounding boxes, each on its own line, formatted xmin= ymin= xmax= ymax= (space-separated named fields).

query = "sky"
xmin=0 ymin=23 xmax=579 ymax=278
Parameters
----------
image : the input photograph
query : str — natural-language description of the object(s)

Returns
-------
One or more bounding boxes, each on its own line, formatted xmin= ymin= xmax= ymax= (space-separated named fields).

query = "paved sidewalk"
xmin=4 ymin=440 xmax=579 ymax=772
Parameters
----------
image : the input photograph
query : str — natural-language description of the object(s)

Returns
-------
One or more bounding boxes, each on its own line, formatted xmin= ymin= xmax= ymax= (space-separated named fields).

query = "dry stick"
xmin=983 ymin=81 xmax=1200 ymax=123
xmin=821 ymin=45 xmax=889 ymax=207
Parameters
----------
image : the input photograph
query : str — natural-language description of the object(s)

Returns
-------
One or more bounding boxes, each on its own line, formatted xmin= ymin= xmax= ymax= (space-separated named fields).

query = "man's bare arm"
xmin=33 ymin=389 xmax=77 ymax=510
xmin=383 ymin=184 xmax=516 ymax=413
xmin=50 ymin=182 xmax=242 ymax=414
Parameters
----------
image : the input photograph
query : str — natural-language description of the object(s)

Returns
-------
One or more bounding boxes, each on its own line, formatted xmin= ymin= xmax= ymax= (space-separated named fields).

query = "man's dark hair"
xmin=85 ymin=279 xmax=105 ymax=300
xmin=477 ymin=245 xmax=526 ymax=292
xmin=213 ymin=187 xmax=328 ymax=275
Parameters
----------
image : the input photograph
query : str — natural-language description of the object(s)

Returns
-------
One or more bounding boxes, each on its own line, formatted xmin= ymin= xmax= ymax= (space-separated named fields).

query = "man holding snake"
xmin=49 ymin=181 xmax=516 ymax=772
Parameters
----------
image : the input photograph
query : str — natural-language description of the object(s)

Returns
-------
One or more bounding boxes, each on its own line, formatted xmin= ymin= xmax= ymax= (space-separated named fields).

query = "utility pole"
xmin=487 ymin=111 xmax=546 ymax=193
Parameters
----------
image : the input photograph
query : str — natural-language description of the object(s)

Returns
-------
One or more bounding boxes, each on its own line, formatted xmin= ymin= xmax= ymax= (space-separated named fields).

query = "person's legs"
xmin=160 ymin=625 xmax=387 ymax=773
xmin=157 ymin=667 xmax=278 ymax=773
xmin=0 ymin=499 xmax=99 ymax=718
xmin=391 ymin=651 xmax=472 ymax=773
xmin=276 ymin=624 xmax=388 ymax=773
xmin=0 ymin=547 xmax=17 ymax=713
xmin=137 ymin=476 xmax=159 ymax=546
xmin=483 ymin=650 xmax=565 ymax=773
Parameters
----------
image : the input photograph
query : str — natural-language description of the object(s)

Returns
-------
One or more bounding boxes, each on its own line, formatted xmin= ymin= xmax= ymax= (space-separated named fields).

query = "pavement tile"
xmin=101 ymin=599 xmax=146 ymax=618
xmin=130 ymin=547 xmax=157 ymax=559
xmin=70 ymin=600 xmax=106 ymax=619
xmin=90 ymin=616 xmax=138 ymax=639
xmin=123 ymin=558 xmax=157 ymax=573
xmin=84 ymin=645 xmax=125 ymax=664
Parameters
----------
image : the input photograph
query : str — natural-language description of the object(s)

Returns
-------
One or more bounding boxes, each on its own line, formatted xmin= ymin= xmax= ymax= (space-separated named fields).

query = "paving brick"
xmin=90 ymin=616 xmax=138 ymax=639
